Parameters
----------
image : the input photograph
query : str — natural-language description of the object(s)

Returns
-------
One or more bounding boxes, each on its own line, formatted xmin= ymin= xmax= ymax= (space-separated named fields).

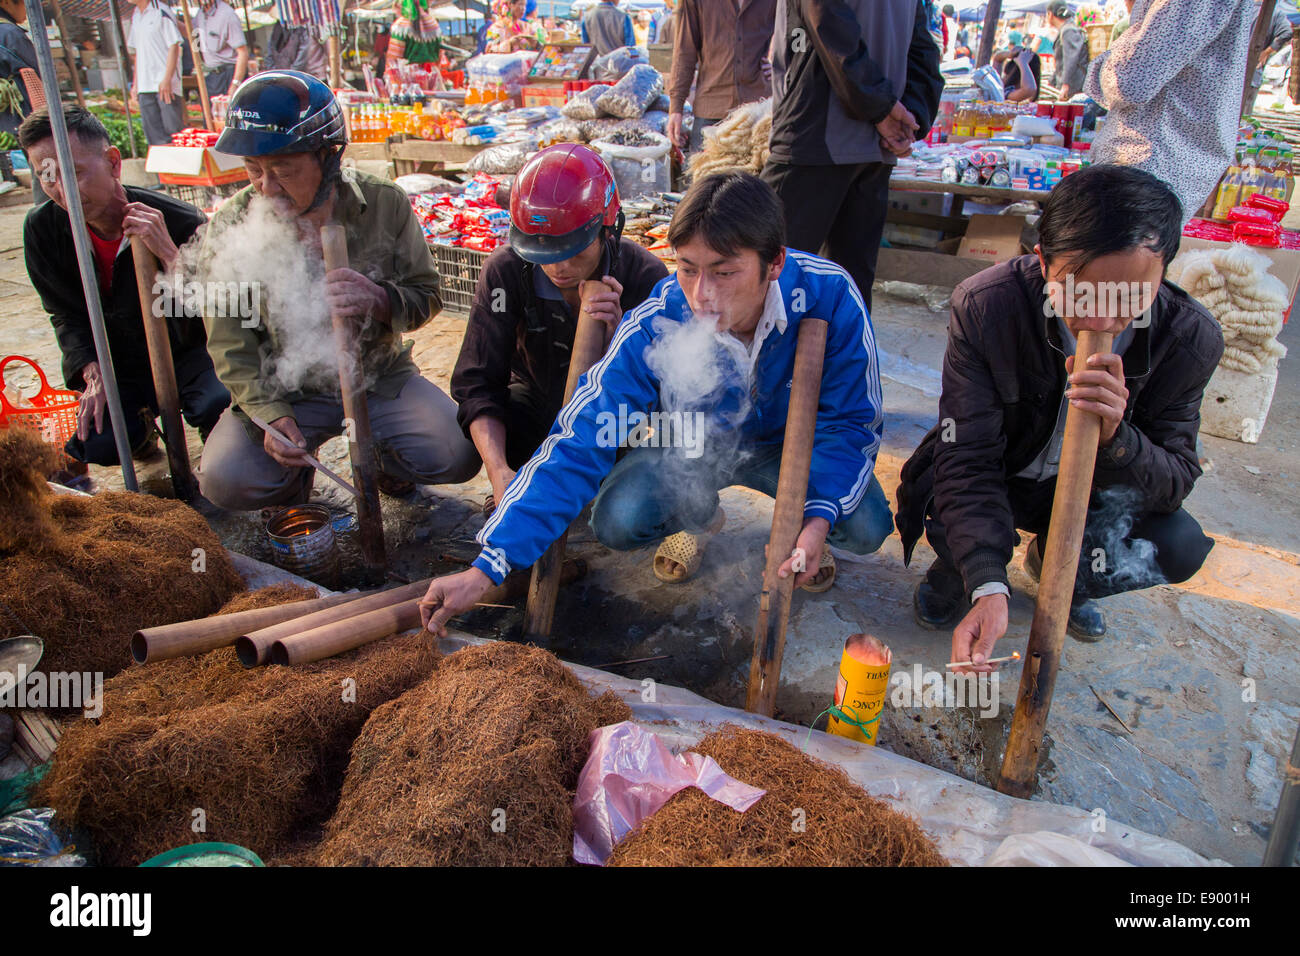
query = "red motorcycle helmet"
xmin=509 ymin=144 xmax=622 ymax=264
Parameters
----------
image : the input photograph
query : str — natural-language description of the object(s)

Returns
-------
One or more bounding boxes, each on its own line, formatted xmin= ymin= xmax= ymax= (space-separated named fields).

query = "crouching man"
xmin=895 ymin=165 xmax=1222 ymax=671
xmin=450 ymin=144 xmax=667 ymax=514
xmin=421 ymin=172 xmax=894 ymax=635
xmin=21 ymin=106 xmax=230 ymax=467
xmin=198 ymin=71 xmax=478 ymax=508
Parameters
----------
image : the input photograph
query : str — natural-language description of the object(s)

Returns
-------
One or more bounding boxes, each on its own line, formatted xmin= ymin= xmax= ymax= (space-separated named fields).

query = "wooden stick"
xmin=1089 ymin=683 xmax=1134 ymax=734
xmin=320 ymin=223 xmax=386 ymax=577
xmin=178 ymin=0 xmax=214 ymax=131
xmin=745 ymin=318 xmax=829 ymax=716
xmin=998 ymin=329 xmax=1114 ymax=797
xmin=131 ymin=589 xmax=363 ymax=663
xmin=248 ymin=414 xmax=359 ymax=498
xmin=276 ymin=559 xmax=587 ymax=665
xmin=522 ymin=283 xmax=608 ymax=643
xmin=327 ymin=33 xmax=341 ymax=89
xmin=49 ymin=0 xmax=85 ymax=108
xmin=946 ymin=652 xmax=1020 ymax=670
xmin=131 ymin=238 xmax=198 ymax=500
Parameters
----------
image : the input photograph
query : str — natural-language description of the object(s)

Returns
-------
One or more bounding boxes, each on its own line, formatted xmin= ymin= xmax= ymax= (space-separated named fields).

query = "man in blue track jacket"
xmin=421 ymin=173 xmax=892 ymax=636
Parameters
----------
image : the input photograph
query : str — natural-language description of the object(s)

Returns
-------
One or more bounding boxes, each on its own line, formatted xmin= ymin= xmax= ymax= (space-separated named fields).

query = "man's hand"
xmin=951 ymin=592 xmax=1009 ymax=673
xmin=419 ymin=567 xmax=495 ymax=637
xmin=776 ymin=516 xmax=830 ymax=589
xmin=159 ymin=80 xmax=173 ymax=105
xmin=76 ymin=362 xmax=106 ymax=441
xmin=128 ymin=84 xmax=139 ymax=112
xmin=876 ymin=100 xmax=919 ymax=157
xmin=122 ymin=202 xmax=180 ymax=270
xmin=578 ymin=275 xmax=624 ymax=333
xmin=1066 ymin=352 xmax=1128 ymax=447
xmin=487 ymin=463 xmax=516 ymax=508
xmin=1059 ymin=85 xmax=1073 ymax=100
xmin=325 ymin=268 xmax=391 ymax=327
xmin=263 ymin=415 xmax=313 ymax=468
xmin=666 ymin=111 xmax=687 ymax=149
xmin=760 ymin=56 xmax=772 ymax=83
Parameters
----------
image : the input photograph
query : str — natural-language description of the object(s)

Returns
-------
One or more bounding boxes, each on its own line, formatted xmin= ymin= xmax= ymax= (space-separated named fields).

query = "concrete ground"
xmin=2 ymin=195 xmax=1296 ymax=866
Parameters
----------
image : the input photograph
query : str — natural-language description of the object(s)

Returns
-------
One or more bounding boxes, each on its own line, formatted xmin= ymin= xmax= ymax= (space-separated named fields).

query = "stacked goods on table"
xmin=0 ymin=430 xmax=243 ymax=683
xmin=410 ymin=173 xmax=510 ymax=252
xmin=621 ymin=192 xmax=680 ymax=265
xmin=608 ymin=727 xmax=948 ymax=867
xmin=1208 ymin=121 xmax=1295 ymax=222
xmin=315 ymin=643 xmax=630 ymax=866
xmin=169 ymin=128 xmax=220 ymax=148
xmin=686 ymin=99 xmax=771 ymax=181
xmin=1167 ymin=241 xmax=1290 ymax=442
xmin=1186 ymin=195 xmax=1300 ymax=250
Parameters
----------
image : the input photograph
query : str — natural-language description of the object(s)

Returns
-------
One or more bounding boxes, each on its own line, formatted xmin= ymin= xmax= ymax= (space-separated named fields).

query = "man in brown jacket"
xmin=666 ymin=0 xmax=776 ymax=154
xmin=895 ymin=166 xmax=1222 ymax=668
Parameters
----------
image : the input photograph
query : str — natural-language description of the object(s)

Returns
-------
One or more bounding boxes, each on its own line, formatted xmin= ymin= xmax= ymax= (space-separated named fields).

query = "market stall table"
xmin=878 ymin=174 xmax=1050 ymax=288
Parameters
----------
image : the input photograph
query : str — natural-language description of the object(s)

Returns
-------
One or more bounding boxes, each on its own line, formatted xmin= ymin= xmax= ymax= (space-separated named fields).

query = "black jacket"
xmin=768 ymin=0 xmax=944 ymax=166
xmin=24 ymin=187 xmax=208 ymax=396
xmin=896 ymin=255 xmax=1224 ymax=598
xmin=450 ymin=237 xmax=668 ymax=436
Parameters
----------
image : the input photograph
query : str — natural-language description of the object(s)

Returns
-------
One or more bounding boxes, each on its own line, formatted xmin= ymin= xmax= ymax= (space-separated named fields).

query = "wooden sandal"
xmin=800 ymin=548 xmax=837 ymax=593
xmin=653 ymin=510 xmax=725 ymax=583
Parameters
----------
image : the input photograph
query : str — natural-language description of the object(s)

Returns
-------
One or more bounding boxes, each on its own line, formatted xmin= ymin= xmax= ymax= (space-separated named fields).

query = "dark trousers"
xmin=66 ymin=348 xmax=231 ymax=466
xmin=502 ymin=380 xmax=562 ymax=471
xmin=760 ymin=159 xmax=893 ymax=313
xmin=204 ymin=63 xmax=236 ymax=97
xmin=924 ymin=477 xmax=1215 ymax=601
xmin=137 ymin=92 xmax=187 ymax=146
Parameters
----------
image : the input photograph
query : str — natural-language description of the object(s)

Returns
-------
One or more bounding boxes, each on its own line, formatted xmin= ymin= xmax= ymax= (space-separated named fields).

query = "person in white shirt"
xmin=127 ymin=0 xmax=186 ymax=144
xmin=193 ymin=0 xmax=248 ymax=97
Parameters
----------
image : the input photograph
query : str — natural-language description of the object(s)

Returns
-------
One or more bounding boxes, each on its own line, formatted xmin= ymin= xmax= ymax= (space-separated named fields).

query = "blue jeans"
xmin=590 ymin=443 xmax=893 ymax=555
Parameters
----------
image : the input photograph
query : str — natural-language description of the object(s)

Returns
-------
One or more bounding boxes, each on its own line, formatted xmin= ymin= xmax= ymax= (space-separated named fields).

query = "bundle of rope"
xmin=686 ymin=99 xmax=772 ymax=182
xmin=1167 ymin=244 xmax=1290 ymax=374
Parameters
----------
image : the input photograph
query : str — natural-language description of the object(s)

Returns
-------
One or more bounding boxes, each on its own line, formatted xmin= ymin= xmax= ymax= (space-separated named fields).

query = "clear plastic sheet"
xmin=465 ymin=138 xmax=538 ymax=175
xmin=596 ymin=64 xmax=664 ymax=120
xmin=590 ymin=131 xmax=671 ymax=201
xmin=572 ymin=721 xmax=766 ymax=866
xmin=434 ymin=634 xmax=1226 ymax=867
xmin=0 ymin=808 xmax=85 ymax=866
xmin=590 ymin=46 xmax=649 ymax=82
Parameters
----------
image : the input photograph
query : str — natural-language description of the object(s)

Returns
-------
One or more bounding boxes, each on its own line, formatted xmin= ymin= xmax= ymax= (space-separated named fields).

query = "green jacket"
xmin=201 ymin=169 xmax=441 ymax=430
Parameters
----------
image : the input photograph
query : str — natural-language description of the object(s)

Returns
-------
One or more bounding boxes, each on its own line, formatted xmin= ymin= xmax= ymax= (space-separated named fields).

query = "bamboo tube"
xmin=131 ymin=589 xmax=365 ymax=663
xmin=522 ymin=282 xmax=610 ymax=643
xmin=274 ymin=559 xmax=588 ymax=666
xmin=745 ymin=318 xmax=829 ymax=717
xmin=998 ymin=329 xmax=1114 ymax=797
xmin=131 ymin=237 xmax=197 ymax=500
xmin=49 ymin=0 xmax=85 ymax=108
xmin=236 ymin=577 xmax=431 ymax=667
xmin=321 ymin=223 xmax=386 ymax=576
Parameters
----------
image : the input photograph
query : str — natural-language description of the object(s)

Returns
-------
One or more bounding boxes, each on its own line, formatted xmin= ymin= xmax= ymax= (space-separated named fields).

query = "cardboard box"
xmin=884 ymin=190 xmax=953 ymax=249
xmin=145 ymin=146 xmax=248 ymax=187
xmin=958 ymin=213 xmax=1028 ymax=262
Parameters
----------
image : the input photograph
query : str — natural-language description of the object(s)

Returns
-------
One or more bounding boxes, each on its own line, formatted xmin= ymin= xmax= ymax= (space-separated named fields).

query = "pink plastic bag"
xmin=572 ymin=721 xmax=766 ymax=865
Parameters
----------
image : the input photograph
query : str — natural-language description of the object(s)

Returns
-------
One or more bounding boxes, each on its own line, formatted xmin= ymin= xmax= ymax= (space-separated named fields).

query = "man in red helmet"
xmin=451 ymin=144 xmax=668 ymax=512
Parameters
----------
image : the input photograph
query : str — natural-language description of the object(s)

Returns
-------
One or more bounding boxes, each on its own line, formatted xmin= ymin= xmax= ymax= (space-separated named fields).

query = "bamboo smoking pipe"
xmin=745 ymin=318 xmax=829 ymax=716
xmin=998 ymin=328 xmax=1115 ymax=796
xmin=320 ymin=223 xmax=387 ymax=577
xmin=131 ymin=238 xmax=198 ymax=500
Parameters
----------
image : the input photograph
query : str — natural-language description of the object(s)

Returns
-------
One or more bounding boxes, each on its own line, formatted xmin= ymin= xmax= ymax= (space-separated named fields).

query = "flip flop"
xmin=800 ymin=548 xmax=837 ymax=593
xmin=653 ymin=509 xmax=725 ymax=583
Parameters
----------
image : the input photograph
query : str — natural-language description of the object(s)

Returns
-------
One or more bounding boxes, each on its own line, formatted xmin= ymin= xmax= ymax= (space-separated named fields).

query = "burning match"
xmin=945 ymin=652 xmax=1021 ymax=670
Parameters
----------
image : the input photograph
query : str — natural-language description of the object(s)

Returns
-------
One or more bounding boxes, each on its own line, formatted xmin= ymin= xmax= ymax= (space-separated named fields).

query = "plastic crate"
xmin=161 ymin=179 xmax=247 ymax=209
xmin=430 ymin=243 xmax=491 ymax=315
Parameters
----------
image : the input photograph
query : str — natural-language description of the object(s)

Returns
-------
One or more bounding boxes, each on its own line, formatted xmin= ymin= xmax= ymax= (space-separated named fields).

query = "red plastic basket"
xmin=0 ymin=355 xmax=80 ymax=463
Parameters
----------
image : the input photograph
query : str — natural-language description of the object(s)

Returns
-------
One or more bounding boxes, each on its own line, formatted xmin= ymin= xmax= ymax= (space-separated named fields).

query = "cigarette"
xmin=249 ymin=414 xmax=359 ymax=498
xmin=946 ymin=652 xmax=1021 ymax=670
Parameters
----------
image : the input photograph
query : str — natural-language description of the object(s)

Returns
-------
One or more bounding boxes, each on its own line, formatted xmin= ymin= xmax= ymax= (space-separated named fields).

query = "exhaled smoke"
xmin=175 ymin=195 xmax=358 ymax=395
xmin=639 ymin=308 xmax=756 ymax=526
xmin=1083 ymin=486 xmax=1166 ymax=593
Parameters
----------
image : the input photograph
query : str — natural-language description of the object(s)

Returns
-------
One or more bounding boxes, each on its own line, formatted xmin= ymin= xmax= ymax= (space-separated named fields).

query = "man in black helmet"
xmin=198 ymin=70 xmax=478 ymax=510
